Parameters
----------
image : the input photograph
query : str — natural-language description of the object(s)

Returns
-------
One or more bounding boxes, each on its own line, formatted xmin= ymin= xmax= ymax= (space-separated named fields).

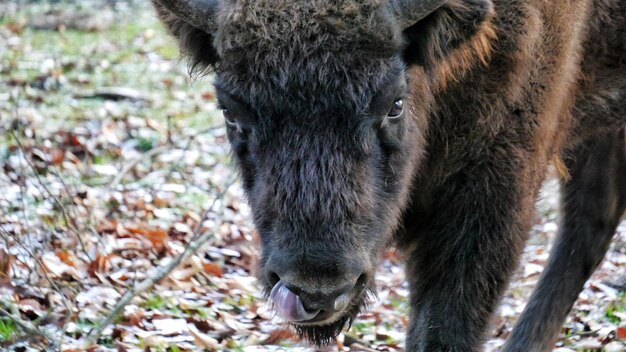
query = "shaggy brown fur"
xmin=153 ymin=0 xmax=626 ymax=350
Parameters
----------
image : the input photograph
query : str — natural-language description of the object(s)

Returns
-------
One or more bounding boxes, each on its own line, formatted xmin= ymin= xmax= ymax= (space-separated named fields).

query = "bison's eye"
xmin=387 ymin=99 xmax=404 ymax=119
xmin=222 ymin=108 xmax=241 ymax=131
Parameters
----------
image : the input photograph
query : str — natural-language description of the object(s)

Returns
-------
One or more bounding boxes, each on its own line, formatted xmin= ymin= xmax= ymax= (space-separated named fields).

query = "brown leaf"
xmin=62 ymin=132 xmax=82 ymax=147
xmin=170 ymin=256 xmax=204 ymax=283
xmin=262 ymin=328 xmax=297 ymax=345
xmin=55 ymin=250 xmax=77 ymax=268
xmin=161 ymin=78 xmax=174 ymax=88
xmin=41 ymin=252 xmax=81 ymax=280
xmin=188 ymin=323 xmax=221 ymax=349
xmin=18 ymin=298 xmax=45 ymax=320
xmin=153 ymin=196 xmax=170 ymax=208
xmin=0 ymin=248 xmax=13 ymax=280
xmin=96 ymin=219 xmax=118 ymax=234
xmin=126 ymin=225 xmax=168 ymax=249
xmin=616 ymin=325 xmax=626 ymax=340
xmin=49 ymin=148 xmax=65 ymax=165
xmin=18 ymin=298 xmax=43 ymax=310
xmin=88 ymin=253 xmax=111 ymax=276
xmin=111 ymin=327 xmax=125 ymax=340
xmin=202 ymin=262 xmax=223 ymax=278
xmin=201 ymin=91 xmax=216 ymax=100
xmin=6 ymin=21 xmax=25 ymax=34
xmin=125 ymin=308 xmax=144 ymax=327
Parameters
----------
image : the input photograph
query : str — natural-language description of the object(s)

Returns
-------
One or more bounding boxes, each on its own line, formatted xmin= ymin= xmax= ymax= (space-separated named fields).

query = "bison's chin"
xmin=291 ymin=303 xmax=360 ymax=346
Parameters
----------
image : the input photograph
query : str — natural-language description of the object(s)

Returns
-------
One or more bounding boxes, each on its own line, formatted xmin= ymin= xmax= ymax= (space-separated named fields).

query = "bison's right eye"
xmin=222 ymin=108 xmax=241 ymax=131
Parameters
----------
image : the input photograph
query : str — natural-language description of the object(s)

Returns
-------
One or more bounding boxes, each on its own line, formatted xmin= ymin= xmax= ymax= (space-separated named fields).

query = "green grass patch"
xmin=605 ymin=293 xmax=626 ymax=324
xmin=0 ymin=319 xmax=17 ymax=342
xmin=142 ymin=294 xmax=168 ymax=311
xmin=141 ymin=294 xmax=182 ymax=315
xmin=351 ymin=321 xmax=376 ymax=334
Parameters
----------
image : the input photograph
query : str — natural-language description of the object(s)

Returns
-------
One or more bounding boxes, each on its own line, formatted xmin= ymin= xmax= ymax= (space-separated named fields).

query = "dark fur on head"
xmin=213 ymin=0 xmax=403 ymax=119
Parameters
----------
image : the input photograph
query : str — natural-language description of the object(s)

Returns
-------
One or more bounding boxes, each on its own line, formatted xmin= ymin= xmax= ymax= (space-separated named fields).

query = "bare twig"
xmin=8 ymin=120 xmax=92 ymax=261
xmin=47 ymin=165 xmax=100 ymax=235
xmin=0 ymin=225 xmax=68 ymax=302
xmin=0 ymin=223 xmax=74 ymax=349
xmin=83 ymin=181 xmax=234 ymax=347
xmin=0 ymin=301 xmax=60 ymax=351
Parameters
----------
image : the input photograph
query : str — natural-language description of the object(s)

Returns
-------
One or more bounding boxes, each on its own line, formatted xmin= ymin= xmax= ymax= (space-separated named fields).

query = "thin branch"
xmin=0 ymin=301 xmax=60 ymax=351
xmin=0 ymin=224 xmax=68 ymax=301
xmin=83 ymin=181 xmax=233 ymax=347
xmin=0 ymin=223 xmax=74 ymax=348
xmin=47 ymin=165 xmax=101 ymax=245
xmin=8 ymin=122 xmax=92 ymax=261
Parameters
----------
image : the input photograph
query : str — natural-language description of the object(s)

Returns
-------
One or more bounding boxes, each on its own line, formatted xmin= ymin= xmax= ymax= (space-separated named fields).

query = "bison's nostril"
xmin=356 ymin=272 xmax=368 ymax=289
xmin=268 ymin=271 xmax=280 ymax=288
xmin=333 ymin=292 xmax=351 ymax=311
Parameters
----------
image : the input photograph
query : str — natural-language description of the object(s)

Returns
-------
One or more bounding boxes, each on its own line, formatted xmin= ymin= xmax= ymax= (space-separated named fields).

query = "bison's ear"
xmin=153 ymin=1 xmax=220 ymax=75
xmin=401 ymin=0 xmax=495 ymax=85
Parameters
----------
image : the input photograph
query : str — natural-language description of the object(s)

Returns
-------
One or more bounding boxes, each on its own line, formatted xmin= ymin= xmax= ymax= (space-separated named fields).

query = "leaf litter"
xmin=0 ymin=1 xmax=625 ymax=351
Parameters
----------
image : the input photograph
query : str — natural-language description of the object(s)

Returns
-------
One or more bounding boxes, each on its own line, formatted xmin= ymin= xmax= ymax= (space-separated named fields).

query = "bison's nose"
xmin=268 ymin=273 xmax=365 ymax=322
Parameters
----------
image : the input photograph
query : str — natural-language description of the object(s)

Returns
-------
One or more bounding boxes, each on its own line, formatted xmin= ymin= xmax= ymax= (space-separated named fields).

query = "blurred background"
xmin=0 ymin=1 xmax=625 ymax=351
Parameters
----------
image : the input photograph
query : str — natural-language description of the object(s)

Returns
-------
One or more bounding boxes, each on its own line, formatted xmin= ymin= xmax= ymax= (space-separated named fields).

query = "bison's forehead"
xmin=214 ymin=0 xmax=404 ymax=116
xmin=217 ymin=0 xmax=398 ymax=50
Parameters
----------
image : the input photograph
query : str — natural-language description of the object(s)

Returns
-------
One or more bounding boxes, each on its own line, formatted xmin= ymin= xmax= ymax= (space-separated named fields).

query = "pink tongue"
xmin=270 ymin=281 xmax=321 ymax=322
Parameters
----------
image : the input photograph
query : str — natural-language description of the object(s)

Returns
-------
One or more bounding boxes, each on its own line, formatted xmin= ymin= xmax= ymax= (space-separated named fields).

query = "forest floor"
xmin=1 ymin=1 xmax=626 ymax=351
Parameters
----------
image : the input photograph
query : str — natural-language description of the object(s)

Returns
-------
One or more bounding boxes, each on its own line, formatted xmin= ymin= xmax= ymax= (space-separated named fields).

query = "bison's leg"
xmin=503 ymin=129 xmax=626 ymax=352
xmin=404 ymin=148 xmax=543 ymax=351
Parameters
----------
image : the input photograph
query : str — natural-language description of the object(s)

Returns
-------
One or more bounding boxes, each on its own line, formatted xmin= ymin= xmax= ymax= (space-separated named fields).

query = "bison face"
xmin=215 ymin=55 xmax=424 ymax=344
xmin=153 ymin=0 xmax=442 ymax=345
xmin=215 ymin=59 xmax=422 ymax=343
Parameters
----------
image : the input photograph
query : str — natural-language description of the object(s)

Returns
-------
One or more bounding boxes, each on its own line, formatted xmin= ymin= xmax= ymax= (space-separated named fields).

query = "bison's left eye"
xmin=387 ymin=99 xmax=404 ymax=119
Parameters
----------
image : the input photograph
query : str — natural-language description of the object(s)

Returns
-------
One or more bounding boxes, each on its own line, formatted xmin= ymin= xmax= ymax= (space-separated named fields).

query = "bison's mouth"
xmin=265 ymin=280 xmax=374 ymax=346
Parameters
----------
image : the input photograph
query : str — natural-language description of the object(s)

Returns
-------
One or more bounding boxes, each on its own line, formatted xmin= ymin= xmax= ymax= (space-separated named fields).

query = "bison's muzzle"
xmin=266 ymin=254 xmax=368 ymax=324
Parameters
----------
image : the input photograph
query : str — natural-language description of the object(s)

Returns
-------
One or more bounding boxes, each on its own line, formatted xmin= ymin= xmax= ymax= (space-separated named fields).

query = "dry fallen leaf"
xmin=188 ymin=323 xmax=221 ymax=349
xmin=616 ymin=325 xmax=626 ymax=340
xmin=202 ymin=261 xmax=224 ymax=278
xmin=41 ymin=252 xmax=81 ymax=280
xmin=126 ymin=225 xmax=169 ymax=250
xmin=55 ymin=250 xmax=78 ymax=268
xmin=88 ymin=253 xmax=112 ymax=276
xmin=18 ymin=298 xmax=45 ymax=319
xmin=152 ymin=318 xmax=188 ymax=335
xmin=261 ymin=328 xmax=297 ymax=345
xmin=0 ymin=248 xmax=13 ymax=282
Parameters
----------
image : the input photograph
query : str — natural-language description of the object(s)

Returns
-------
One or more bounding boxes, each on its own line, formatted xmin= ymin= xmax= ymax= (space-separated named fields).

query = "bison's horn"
xmin=389 ymin=0 xmax=447 ymax=29
xmin=153 ymin=0 xmax=221 ymax=34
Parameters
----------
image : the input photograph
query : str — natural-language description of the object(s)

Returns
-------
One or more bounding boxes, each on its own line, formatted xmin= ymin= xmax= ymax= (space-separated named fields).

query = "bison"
xmin=152 ymin=0 xmax=626 ymax=350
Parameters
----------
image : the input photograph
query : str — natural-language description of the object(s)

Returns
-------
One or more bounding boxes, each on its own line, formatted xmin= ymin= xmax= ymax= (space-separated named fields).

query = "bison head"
xmin=153 ymin=0 xmax=446 ymax=345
